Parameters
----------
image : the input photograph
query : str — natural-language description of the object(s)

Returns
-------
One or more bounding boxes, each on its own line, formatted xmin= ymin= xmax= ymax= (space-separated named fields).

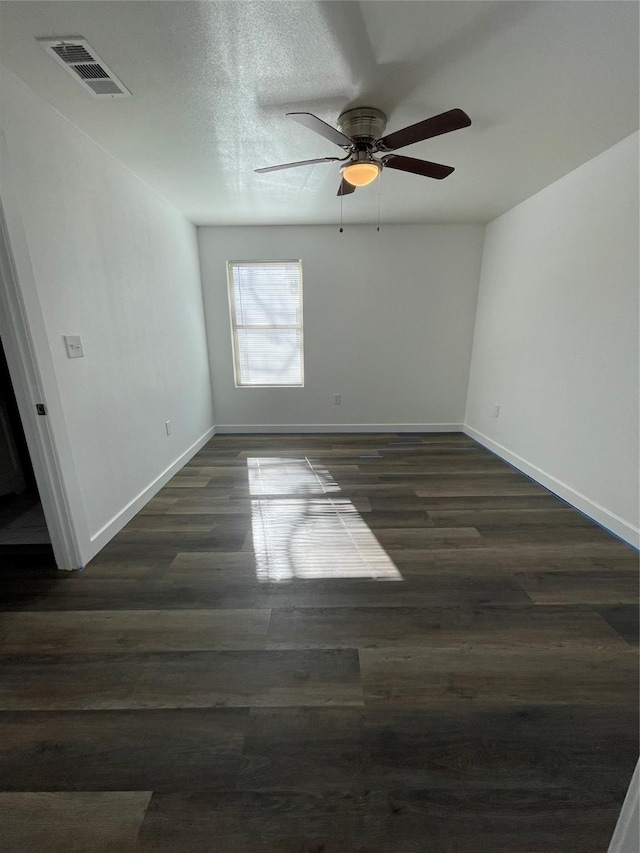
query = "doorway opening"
xmin=0 ymin=335 xmax=54 ymax=565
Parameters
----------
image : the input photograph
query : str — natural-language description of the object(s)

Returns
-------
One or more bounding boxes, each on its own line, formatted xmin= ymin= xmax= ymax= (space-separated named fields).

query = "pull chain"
xmin=339 ymin=191 xmax=344 ymax=233
xmin=376 ymin=170 xmax=381 ymax=232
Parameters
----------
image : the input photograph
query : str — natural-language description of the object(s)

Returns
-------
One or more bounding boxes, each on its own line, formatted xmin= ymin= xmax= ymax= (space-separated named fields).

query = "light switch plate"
xmin=64 ymin=335 xmax=84 ymax=358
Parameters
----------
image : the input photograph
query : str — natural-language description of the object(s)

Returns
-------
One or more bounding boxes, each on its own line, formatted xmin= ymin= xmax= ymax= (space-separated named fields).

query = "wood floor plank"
xmin=179 ymin=467 xmax=250 ymax=480
xmin=164 ymin=551 xmax=260 ymax=579
xmin=362 ymin=705 xmax=638 ymax=793
xmin=241 ymin=524 xmax=485 ymax=556
xmin=360 ymin=510 xmax=433 ymax=529
xmin=0 ymin=574 xmax=531 ymax=610
xmin=231 ymin=483 xmax=419 ymax=498
xmin=266 ymin=605 xmax=627 ymax=650
xmin=371 ymin=526 xmax=482 ymax=547
xmin=76 ymin=562 xmax=168 ymax=580
xmin=478 ymin=526 xmax=625 ymax=547
xmin=164 ymin=476 xmax=218 ymax=488
xmin=182 ymin=458 xmax=243 ymax=467
xmin=428 ymin=508 xmax=595 ymax=528
xmin=86 ymin=550 xmax=175 ymax=576
xmin=238 ymin=705 xmax=637 ymax=794
xmin=0 ymin=578 xmax=271 ymax=611
xmin=359 ymin=646 xmax=639 ymax=709
xmin=0 ymin=791 xmax=151 ymax=853
xmin=515 ymin=571 xmax=639 ymax=604
xmin=137 ymin=496 xmax=177 ymax=515
xmin=0 ymin=649 xmax=363 ymax=710
xmin=0 ymin=609 xmax=271 ymax=653
xmin=134 ymin=788 xmax=621 ymax=853
xmin=166 ymin=498 xmax=254 ymax=515
xmin=240 ymin=707 xmax=366 ymax=792
xmin=0 ymin=709 xmax=248 ymax=791
xmin=114 ymin=529 xmax=247 ymax=550
xmin=415 ymin=477 xmax=550 ymax=496
xmin=238 ymin=447 xmax=387 ymax=458
xmin=369 ymin=494 xmax=564 ymax=511
xmin=157 ymin=486 xmax=234 ymax=499
xmin=121 ymin=514 xmax=250 ymax=533
xmin=387 ymin=545 xmax=639 ymax=574
xmin=363 ymin=459 xmax=512 ymax=474
xmin=377 ymin=473 xmax=533 ymax=488
xmin=87 ymin=541 xmax=183 ymax=564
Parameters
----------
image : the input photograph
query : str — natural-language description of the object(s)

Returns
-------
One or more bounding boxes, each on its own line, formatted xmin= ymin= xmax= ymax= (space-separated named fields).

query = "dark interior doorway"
xmin=0 ymin=336 xmax=53 ymax=564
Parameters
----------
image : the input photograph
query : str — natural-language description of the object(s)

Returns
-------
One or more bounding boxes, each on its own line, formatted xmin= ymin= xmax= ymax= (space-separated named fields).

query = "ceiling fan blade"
xmin=255 ymin=157 xmax=342 ymax=174
xmin=337 ymin=178 xmax=356 ymax=196
xmin=382 ymin=155 xmax=454 ymax=180
xmin=287 ymin=112 xmax=353 ymax=149
xmin=376 ymin=108 xmax=471 ymax=152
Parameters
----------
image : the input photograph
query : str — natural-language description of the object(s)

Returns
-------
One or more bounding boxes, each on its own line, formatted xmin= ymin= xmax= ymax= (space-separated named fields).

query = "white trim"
xmin=0 ymin=149 xmax=87 ymax=570
xmin=87 ymin=426 xmax=216 ymax=558
xmin=214 ymin=423 xmax=463 ymax=434
xmin=464 ymin=425 xmax=640 ymax=549
xmin=608 ymin=759 xmax=639 ymax=853
xmin=227 ymin=259 xmax=304 ymax=388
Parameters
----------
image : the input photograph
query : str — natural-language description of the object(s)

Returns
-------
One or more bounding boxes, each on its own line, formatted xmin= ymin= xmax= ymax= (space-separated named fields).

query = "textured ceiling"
xmin=0 ymin=1 xmax=638 ymax=225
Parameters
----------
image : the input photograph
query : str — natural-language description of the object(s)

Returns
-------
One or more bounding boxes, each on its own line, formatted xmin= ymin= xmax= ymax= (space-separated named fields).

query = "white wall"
xmin=465 ymin=132 xmax=639 ymax=546
xmin=0 ymin=69 xmax=215 ymax=566
xmin=198 ymin=225 xmax=484 ymax=431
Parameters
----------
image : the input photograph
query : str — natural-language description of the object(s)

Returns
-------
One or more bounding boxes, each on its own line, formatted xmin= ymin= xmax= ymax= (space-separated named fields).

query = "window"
xmin=227 ymin=260 xmax=304 ymax=387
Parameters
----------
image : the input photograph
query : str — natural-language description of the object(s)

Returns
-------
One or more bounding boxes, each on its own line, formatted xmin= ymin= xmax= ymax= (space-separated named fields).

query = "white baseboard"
xmin=464 ymin=425 xmax=640 ymax=549
xmin=214 ymin=423 xmax=463 ymax=434
xmin=86 ymin=425 xmax=217 ymax=562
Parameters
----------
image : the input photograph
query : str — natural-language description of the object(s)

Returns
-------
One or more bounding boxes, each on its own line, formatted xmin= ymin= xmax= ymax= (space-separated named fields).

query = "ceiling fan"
xmin=255 ymin=107 xmax=471 ymax=195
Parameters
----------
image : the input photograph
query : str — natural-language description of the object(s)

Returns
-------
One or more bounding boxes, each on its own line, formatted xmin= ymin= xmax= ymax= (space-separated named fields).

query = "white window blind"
xmin=227 ymin=260 xmax=304 ymax=387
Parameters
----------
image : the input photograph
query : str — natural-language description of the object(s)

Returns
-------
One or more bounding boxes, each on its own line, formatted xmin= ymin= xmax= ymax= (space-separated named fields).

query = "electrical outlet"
xmin=334 ymin=394 xmax=341 ymax=405
xmin=165 ymin=420 xmax=172 ymax=436
xmin=494 ymin=405 xmax=500 ymax=418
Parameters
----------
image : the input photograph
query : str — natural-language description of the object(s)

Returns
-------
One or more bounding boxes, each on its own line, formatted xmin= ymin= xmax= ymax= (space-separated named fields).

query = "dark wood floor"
xmin=0 ymin=433 xmax=637 ymax=852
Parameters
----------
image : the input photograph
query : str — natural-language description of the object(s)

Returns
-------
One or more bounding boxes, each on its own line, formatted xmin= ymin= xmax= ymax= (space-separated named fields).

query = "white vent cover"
xmin=38 ymin=37 xmax=131 ymax=98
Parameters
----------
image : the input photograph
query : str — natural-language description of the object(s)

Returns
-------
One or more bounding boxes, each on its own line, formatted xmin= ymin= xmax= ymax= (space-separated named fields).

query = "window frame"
xmin=226 ymin=259 xmax=305 ymax=389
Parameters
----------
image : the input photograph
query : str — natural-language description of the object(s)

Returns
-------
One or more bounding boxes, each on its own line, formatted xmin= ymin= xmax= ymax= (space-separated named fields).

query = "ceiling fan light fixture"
xmin=341 ymin=160 xmax=380 ymax=187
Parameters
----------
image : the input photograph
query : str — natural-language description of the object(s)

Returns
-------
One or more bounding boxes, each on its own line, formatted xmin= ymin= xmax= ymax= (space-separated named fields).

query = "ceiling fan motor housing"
xmin=337 ymin=107 xmax=387 ymax=145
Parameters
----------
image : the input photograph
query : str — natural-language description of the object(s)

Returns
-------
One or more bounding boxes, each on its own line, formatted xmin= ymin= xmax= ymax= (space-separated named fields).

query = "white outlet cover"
xmin=64 ymin=335 xmax=84 ymax=358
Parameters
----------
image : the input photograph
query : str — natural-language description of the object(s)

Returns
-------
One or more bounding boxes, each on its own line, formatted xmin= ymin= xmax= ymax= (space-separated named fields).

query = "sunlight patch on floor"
xmin=247 ymin=456 xmax=341 ymax=495
xmin=248 ymin=458 xmax=402 ymax=582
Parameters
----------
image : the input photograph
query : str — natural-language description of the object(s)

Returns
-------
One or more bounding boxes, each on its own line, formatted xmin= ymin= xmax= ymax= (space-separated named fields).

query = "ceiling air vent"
xmin=38 ymin=37 xmax=131 ymax=98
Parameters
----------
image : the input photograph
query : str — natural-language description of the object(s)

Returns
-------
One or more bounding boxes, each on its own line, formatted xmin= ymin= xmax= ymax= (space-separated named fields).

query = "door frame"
xmin=0 ymin=190 xmax=84 ymax=570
